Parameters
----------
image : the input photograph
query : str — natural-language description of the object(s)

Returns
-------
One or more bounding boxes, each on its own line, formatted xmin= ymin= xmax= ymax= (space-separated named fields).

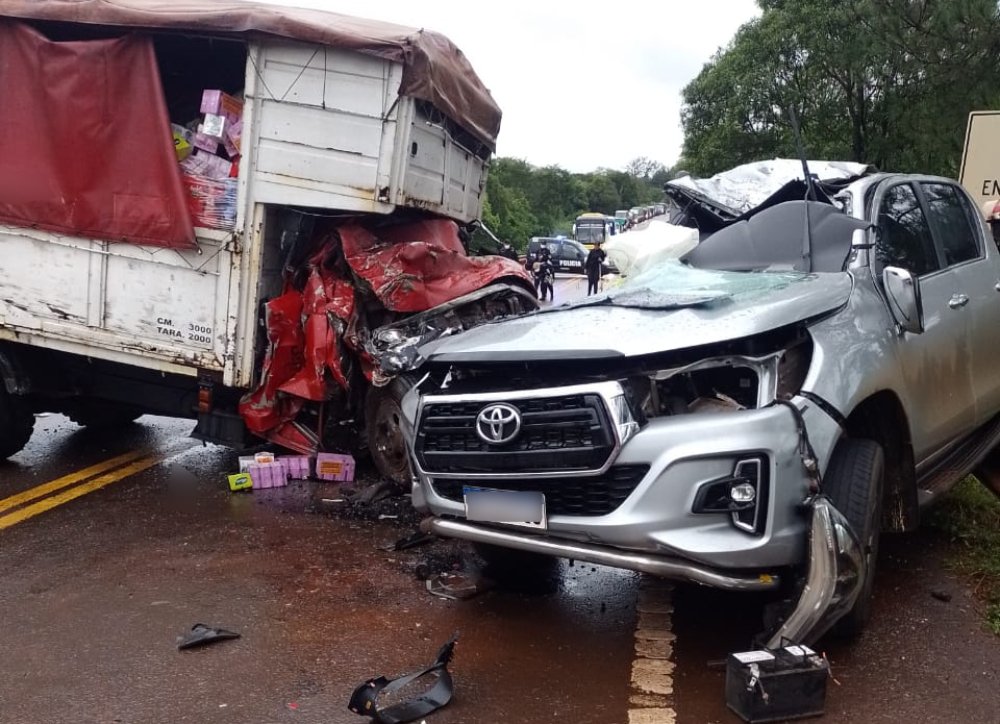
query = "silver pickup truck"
xmin=398 ymin=165 xmax=1000 ymax=644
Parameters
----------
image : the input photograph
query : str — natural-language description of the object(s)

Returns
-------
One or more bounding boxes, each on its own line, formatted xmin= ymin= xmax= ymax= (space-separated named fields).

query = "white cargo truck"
xmin=0 ymin=0 xmax=535 ymax=479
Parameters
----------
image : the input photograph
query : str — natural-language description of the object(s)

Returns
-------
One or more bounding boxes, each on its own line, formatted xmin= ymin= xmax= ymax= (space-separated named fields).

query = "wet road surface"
xmin=2 ymin=415 xmax=998 ymax=723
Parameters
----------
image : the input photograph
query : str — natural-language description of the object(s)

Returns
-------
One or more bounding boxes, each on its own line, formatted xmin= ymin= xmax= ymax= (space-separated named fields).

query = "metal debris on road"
xmin=425 ymin=572 xmax=493 ymax=601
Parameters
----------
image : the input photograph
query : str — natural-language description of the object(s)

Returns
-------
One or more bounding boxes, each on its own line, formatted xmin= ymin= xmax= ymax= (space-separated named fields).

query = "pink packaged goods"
xmin=200 ymin=90 xmax=244 ymax=121
xmin=246 ymin=462 xmax=288 ymax=489
xmin=277 ymin=455 xmax=312 ymax=480
xmin=315 ymin=453 xmax=356 ymax=482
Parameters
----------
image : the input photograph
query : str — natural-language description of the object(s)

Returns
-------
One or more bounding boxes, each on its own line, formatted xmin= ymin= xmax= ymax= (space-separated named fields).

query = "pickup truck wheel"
xmin=365 ymin=376 xmax=416 ymax=487
xmin=823 ymin=437 xmax=885 ymax=638
xmin=67 ymin=404 xmax=143 ymax=429
xmin=0 ymin=387 xmax=34 ymax=459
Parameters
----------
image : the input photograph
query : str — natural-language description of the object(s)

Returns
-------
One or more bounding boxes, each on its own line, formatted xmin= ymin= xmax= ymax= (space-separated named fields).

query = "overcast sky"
xmin=259 ymin=0 xmax=760 ymax=172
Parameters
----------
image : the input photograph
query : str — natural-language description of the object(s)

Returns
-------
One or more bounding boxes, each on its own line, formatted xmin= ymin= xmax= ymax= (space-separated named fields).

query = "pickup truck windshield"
xmin=562 ymin=259 xmax=810 ymax=311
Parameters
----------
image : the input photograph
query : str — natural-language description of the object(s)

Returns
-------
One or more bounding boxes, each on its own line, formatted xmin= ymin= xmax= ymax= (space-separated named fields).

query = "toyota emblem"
xmin=475 ymin=403 xmax=522 ymax=444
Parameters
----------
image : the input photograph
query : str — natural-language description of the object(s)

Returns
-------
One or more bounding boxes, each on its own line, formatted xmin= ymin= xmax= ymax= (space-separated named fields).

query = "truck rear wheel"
xmin=0 ymin=387 xmax=34 ymax=459
xmin=365 ymin=376 xmax=416 ymax=487
xmin=823 ymin=437 xmax=885 ymax=638
xmin=67 ymin=403 xmax=143 ymax=429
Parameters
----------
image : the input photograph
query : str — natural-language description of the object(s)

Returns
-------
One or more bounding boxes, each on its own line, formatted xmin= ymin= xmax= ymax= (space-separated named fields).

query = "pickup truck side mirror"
xmin=882 ymin=266 xmax=924 ymax=334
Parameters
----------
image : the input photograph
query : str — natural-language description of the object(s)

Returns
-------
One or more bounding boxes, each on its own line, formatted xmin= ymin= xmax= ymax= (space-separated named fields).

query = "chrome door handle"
xmin=949 ymin=294 xmax=970 ymax=309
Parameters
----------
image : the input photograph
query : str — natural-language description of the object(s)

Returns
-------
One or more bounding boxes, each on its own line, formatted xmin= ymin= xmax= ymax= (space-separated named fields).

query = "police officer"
xmin=533 ymin=246 xmax=555 ymax=302
xmin=585 ymin=241 xmax=606 ymax=296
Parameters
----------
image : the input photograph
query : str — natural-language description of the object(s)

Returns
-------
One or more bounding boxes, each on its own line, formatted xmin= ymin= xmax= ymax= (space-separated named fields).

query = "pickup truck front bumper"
xmin=420 ymin=516 xmax=780 ymax=591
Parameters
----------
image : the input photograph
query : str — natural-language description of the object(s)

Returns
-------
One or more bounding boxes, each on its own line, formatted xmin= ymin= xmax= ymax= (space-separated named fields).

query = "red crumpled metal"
xmin=239 ymin=290 xmax=305 ymax=435
xmin=239 ymin=217 xmax=534 ymax=451
xmin=278 ymin=267 xmax=356 ymax=400
xmin=339 ymin=219 xmax=532 ymax=312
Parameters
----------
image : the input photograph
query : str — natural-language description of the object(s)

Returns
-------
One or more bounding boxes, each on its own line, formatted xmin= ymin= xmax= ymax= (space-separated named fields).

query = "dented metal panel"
xmin=0 ymin=224 xmax=234 ymax=375
xmin=398 ymin=104 xmax=488 ymax=221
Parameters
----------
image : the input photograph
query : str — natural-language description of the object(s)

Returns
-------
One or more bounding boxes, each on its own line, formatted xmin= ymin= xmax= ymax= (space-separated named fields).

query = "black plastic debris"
xmin=379 ymin=530 xmax=435 ymax=552
xmin=177 ymin=623 xmax=241 ymax=650
xmin=348 ymin=635 xmax=458 ymax=724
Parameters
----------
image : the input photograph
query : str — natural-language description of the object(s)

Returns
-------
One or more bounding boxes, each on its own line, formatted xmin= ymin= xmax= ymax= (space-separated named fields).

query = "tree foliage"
xmin=483 ymin=156 xmax=667 ymax=249
xmin=680 ymin=0 xmax=1000 ymax=177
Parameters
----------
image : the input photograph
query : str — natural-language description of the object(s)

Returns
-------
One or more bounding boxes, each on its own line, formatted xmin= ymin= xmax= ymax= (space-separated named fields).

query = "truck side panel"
xmin=245 ymin=41 xmax=403 ymax=214
xmin=0 ymin=225 xmax=234 ymax=376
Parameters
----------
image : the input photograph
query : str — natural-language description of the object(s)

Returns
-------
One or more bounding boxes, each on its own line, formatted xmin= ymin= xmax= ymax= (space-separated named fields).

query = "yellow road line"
xmin=0 ymin=454 xmax=163 ymax=531
xmin=0 ymin=449 xmax=150 ymax=515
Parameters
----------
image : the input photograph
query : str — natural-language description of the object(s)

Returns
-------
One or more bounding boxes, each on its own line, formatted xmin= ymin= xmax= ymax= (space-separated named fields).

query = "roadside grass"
xmin=924 ymin=476 xmax=1000 ymax=635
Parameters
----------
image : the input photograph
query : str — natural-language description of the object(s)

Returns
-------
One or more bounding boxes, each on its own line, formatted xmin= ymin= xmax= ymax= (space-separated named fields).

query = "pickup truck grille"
xmin=431 ymin=465 xmax=649 ymax=517
xmin=416 ymin=394 xmax=616 ymax=474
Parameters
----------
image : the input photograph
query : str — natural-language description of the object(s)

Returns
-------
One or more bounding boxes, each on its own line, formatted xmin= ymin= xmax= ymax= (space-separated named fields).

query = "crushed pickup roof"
xmin=0 ymin=0 xmax=501 ymax=149
xmin=667 ymin=159 xmax=873 ymax=216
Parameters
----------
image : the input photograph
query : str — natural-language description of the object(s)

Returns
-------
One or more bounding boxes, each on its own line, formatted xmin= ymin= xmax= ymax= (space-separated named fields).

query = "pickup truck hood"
xmin=423 ymin=266 xmax=853 ymax=362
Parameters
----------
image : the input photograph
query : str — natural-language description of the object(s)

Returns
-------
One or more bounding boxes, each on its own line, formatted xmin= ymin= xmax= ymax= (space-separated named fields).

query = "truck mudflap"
xmin=765 ymin=495 xmax=866 ymax=648
xmin=238 ymin=217 xmax=534 ymax=453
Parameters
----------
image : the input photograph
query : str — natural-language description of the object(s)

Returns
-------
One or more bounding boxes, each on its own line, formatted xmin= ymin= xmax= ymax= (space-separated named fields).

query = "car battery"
xmin=725 ymin=645 xmax=829 ymax=723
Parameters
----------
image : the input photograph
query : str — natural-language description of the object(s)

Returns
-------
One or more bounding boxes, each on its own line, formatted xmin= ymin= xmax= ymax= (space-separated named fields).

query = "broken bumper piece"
xmin=765 ymin=495 xmax=866 ymax=648
xmin=420 ymin=517 xmax=780 ymax=592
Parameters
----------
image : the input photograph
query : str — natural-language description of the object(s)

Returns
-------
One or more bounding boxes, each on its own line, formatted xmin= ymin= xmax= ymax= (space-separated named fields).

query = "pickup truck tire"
xmin=823 ymin=437 xmax=885 ymax=638
xmin=67 ymin=404 xmax=143 ymax=429
xmin=0 ymin=387 xmax=34 ymax=459
xmin=365 ymin=376 xmax=416 ymax=487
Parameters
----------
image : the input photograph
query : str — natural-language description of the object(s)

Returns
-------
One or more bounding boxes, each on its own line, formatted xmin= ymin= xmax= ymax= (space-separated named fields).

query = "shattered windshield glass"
xmin=560 ymin=260 xmax=812 ymax=311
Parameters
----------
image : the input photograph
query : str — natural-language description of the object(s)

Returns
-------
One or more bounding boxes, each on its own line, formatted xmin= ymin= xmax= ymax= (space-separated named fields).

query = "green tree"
xmin=680 ymin=0 xmax=1000 ymax=177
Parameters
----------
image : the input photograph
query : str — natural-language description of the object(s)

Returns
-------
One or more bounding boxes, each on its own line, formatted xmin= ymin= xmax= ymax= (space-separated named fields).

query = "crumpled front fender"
xmin=766 ymin=495 xmax=866 ymax=648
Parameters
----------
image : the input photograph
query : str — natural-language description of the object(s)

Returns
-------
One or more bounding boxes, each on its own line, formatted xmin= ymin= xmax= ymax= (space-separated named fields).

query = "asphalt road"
xmin=2 ymin=288 xmax=999 ymax=723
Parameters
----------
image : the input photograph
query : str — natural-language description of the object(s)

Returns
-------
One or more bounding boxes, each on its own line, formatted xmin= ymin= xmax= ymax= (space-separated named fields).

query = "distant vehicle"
xmin=526 ymin=236 xmax=596 ymax=274
xmin=615 ymin=209 xmax=630 ymax=222
xmin=573 ymin=212 xmax=617 ymax=249
xmin=654 ymin=203 xmax=666 ymax=216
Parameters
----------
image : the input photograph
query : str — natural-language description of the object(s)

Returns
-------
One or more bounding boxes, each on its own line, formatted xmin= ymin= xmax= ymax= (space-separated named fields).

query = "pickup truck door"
xmin=873 ymin=181 xmax=977 ymax=461
xmin=918 ymin=181 xmax=1000 ymax=425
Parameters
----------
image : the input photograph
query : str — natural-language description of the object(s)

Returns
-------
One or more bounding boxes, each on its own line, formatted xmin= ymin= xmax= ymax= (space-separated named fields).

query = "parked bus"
xmin=573 ymin=212 xmax=616 ymax=249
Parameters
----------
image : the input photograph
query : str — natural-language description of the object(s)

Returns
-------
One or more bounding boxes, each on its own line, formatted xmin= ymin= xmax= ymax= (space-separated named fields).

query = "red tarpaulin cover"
xmin=0 ymin=21 xmax=196 ymax=248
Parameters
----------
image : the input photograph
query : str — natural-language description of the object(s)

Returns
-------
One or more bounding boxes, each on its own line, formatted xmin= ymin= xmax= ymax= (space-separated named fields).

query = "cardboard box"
xmin=315 ymin=453 xmax=356 ymax=482
xmin=201 ymin=113 xmax=226 ymax=139
xmin=171 ymin=124 xmax=193 ymax=161
xmin=247 ymin=462 xmax=288 ymax=489
xmin=278 ymin=455 xmax=312 ymax=480
xmin=227 ymin=472 xmax=253 ymax=492
xmin=192 ymin=130 xmax=219 ymax=154
xmin=200 ymin=89 xmax=244 ymax=121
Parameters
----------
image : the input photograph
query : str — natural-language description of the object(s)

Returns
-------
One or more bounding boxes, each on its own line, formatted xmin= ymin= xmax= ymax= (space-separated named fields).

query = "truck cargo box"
xmin=0 ymin=1 xmax=500 ymax=389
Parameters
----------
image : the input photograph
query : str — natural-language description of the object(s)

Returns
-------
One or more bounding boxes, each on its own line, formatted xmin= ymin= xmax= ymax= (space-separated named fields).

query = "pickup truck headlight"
xmin=609 ymin=392 xmax=640 ymax=445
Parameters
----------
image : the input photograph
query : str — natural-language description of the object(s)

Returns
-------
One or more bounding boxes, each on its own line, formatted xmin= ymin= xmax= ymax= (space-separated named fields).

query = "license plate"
xmin=463 ymin=487 xmax=546 ymax=529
